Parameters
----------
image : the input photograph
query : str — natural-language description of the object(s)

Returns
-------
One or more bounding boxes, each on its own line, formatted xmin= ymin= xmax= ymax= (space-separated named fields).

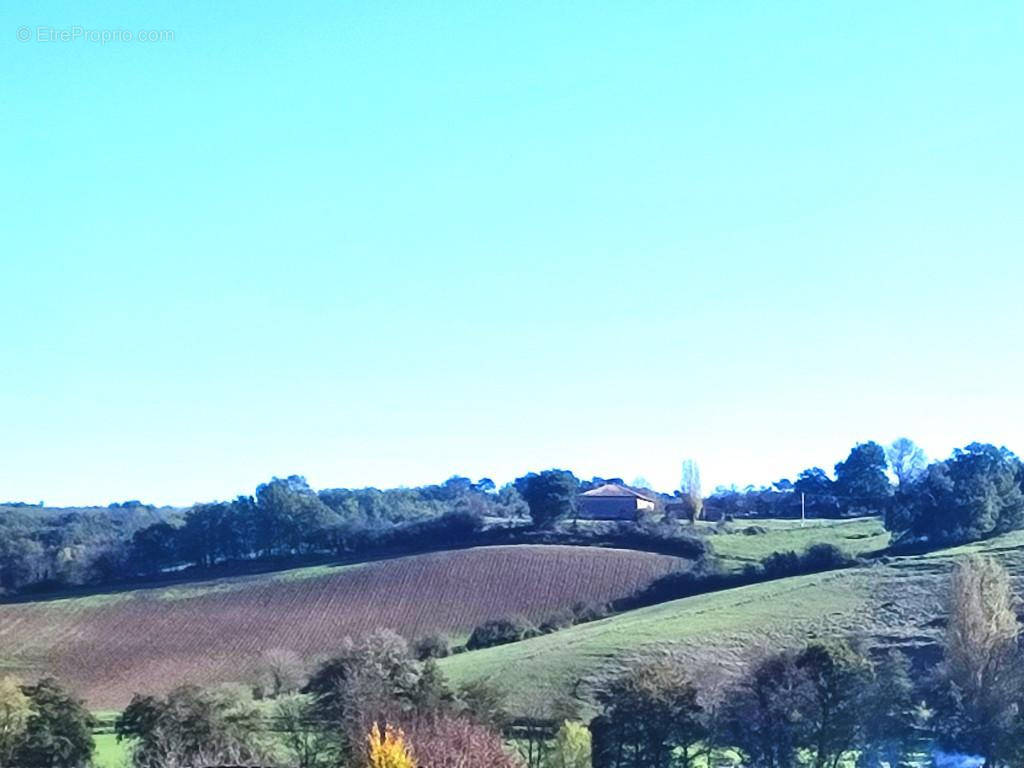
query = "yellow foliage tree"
xmin=367 ymin=722 xmax=415 ymax=768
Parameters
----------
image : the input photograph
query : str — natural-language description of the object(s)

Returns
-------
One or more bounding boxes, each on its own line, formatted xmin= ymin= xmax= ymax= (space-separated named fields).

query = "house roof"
xmin=581 ymin=483 xmax=658 ymax=502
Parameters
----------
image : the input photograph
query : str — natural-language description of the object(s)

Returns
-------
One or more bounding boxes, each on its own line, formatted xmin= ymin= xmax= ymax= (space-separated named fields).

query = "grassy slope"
xmin=705 ymin=516 xmax=890 ymax=571
xmin=0 ymin=545 xmax=688 ymax=708
xmin=441 ymin=528 xmax=1024 ymax=718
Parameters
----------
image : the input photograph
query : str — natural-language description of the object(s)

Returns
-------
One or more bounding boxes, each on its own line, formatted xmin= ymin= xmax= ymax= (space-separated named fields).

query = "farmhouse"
xmin=578 ymin=483 xmax=658 ymax=521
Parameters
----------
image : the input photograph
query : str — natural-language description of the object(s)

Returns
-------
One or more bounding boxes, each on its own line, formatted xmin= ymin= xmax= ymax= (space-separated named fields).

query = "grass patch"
xmin=93 ymin=733 xmax=129 ymax=768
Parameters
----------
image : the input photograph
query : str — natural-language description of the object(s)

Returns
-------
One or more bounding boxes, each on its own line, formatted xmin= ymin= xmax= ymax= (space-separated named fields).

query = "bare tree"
xmin=885 ymin=438 xmax=927 ymax=487
xmin=679 ymin=460 xmax=704 ymax=522
xmin=254 ymin=647 xmax=305 ymax=698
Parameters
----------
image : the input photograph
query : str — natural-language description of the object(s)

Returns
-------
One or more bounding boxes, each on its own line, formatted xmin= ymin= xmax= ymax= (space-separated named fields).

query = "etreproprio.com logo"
xmin=17 ymin=25 xmax=175 ymax=43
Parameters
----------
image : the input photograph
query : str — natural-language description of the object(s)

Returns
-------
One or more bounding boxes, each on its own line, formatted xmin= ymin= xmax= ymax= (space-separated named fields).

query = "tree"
xmin=254 ymin=647 xmax=305 ymax=698
xmin=721 ymin=652 xmax=809 ymax=768
xmin=859 ymin=651 xmax=919 ymax=768
xmin=679 ymin=459 xmax=704 ymax=522
xmin=0 ymin=677 xmax=31 ymax=768
xmin=413 ymin=634 xmax=451 ymax=661
xmin=275 ymin=694 xmax=337 ymax=768
xmin=793 ymin=468 xmax=839 ymax=518
xmin=592 ymin=659 xmax=706 ymax=768
xmin=833 ymin=442 xmax=891 ymax=512
xmin=548 ymin=720 xmax=591 ymax=768
xmin=886 ymin=438 xmax=927 ymax=488
xmin=885 ymin=444 xmax=1024 ymax=545
xmin=116 ymin=684 xmax=270 ymax=767
xmin=15 ymin=678 xmax=94 ymax=768
xmin=466 ymin=617 xmax=538 ymax=650
xmin=930 ymin=555 xmax=1022 ymax=764
xmin=366 ymin=723 xmax=415 ymax=768
xmin=306 ymin=630 xmax=451 ymax=761
xmin=514 ymin=470 xmax=579 ymax=528
xmin=795 ymin=641 xmax=874 ymax=768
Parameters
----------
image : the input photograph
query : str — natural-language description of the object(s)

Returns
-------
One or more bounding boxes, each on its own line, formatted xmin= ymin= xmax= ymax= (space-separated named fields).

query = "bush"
xmin=414 ymin=633 xmax=451 ymax=660
xmin=572 ymin=601 xmax=611 ymax=624
xmin=802 ymin=543 xmax=853 ymax=571
xmin=539 ymin=609 xmax=576 ymax=633
xmin=466 ymin=616 xmax=538 ymax=650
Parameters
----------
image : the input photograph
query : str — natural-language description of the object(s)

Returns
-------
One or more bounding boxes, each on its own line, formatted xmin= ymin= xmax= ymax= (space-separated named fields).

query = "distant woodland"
xmin=1 ymin=439 xmax=1021 ymax=596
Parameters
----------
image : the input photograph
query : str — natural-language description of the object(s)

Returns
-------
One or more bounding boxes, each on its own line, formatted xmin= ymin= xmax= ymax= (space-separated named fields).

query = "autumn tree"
xmin=405 ymin=714 xmax=522 ymax=768
xmin=548 ymin=720 xmax=592 ymax=768
xmin=306 ymin=630 xmax=453 ymax=762
xmin=931 ymin=555 xmax=1023 ymax=764
xmin=679 ymin=459 xmax=704 ymax=522
xmin=367 ymin=723 xmax=415 ymax=768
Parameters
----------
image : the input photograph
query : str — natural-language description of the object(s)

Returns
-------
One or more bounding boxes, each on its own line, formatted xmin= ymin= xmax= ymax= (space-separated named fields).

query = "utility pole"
xmin=801 ymin=492 xmax=806 ymax=527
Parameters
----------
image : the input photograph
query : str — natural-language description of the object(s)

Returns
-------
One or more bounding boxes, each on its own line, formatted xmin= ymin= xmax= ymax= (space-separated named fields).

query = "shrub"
xmin=414 ymin=634 xmax=451 ymax=660
xmin=572 ymin=601 xmax=611 ymax=624
xmin=367 ymin=723 xmax=415 ymax=768
xmin=466 ymin=617 xmax=538 ymax=651
xmin=539 ymin=609 xmax=576 ymax=633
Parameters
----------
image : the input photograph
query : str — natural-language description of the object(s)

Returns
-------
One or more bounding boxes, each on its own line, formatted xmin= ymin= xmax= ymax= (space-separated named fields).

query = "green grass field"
xmin=440 ymin=528 xmax=1024 ymax=718
xmin=703 ymin=516 xmax=890 ymax=571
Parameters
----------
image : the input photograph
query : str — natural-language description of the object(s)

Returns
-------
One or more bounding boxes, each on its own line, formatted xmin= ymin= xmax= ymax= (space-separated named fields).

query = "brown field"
xmin=0 ymin=545 xmax=688 ymax=708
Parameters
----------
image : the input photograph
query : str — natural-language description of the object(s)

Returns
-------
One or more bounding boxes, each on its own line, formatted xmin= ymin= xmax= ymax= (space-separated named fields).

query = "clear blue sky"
xmin=2 ymin=1 xmax=1022 ymax=506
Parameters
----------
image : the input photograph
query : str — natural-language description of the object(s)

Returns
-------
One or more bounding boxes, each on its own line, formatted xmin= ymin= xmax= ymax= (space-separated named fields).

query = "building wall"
xmin=578 ymin=496 xmax=640 ymax=520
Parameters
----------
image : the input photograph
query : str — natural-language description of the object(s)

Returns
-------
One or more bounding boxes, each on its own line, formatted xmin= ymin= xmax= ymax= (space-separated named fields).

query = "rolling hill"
xmin=0 ymin=544 xmax=689 ymax=708
xmin=439 ymin=530 xmax=1024 ymax=718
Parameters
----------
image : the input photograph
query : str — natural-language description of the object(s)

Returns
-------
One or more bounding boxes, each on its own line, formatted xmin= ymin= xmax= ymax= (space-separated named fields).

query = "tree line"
xmin=3 ymin=439 xmax=1023 ymax=597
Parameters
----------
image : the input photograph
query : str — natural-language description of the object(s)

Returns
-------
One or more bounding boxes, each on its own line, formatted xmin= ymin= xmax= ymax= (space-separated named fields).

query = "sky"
xmin=2 ymin=1 xmax=1023 ymax=506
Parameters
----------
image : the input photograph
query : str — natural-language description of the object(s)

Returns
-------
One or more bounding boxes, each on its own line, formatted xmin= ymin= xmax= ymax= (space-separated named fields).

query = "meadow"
xmin=704 ymin=516 xmax=890 ymax=570
xmin=440 ymin=529 xmax=1024 ymax=718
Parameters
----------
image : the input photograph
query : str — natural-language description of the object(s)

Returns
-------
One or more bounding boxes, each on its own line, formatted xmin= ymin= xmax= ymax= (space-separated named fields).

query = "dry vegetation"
xmin=0 ymin=545 xmax=687 ymax=708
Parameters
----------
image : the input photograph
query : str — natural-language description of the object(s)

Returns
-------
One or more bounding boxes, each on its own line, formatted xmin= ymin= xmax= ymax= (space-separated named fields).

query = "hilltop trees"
xmin=833 ymin=442 xmax=892 ymax=513
xmin=886 ymin=444 xmax=1024 ymax=546
xmin=886 ymin=438 xmax=927 ymax=488
xmin=514 ymin=470 xmax=579 ymax=528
